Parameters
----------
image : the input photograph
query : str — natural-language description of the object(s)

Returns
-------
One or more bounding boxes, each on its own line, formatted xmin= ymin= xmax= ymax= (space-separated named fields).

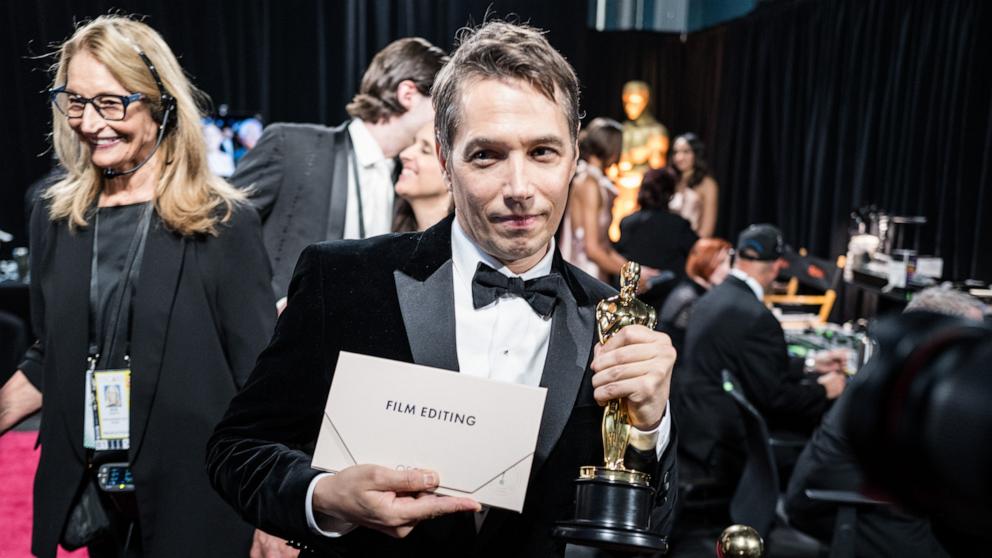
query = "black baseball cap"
xmin=736 ymin=223 xmax=792 ymax=261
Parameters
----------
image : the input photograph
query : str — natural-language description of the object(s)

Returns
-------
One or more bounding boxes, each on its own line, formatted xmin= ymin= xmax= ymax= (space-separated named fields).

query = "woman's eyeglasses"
xmin=49 ymin=87 xmax=144 ymax=121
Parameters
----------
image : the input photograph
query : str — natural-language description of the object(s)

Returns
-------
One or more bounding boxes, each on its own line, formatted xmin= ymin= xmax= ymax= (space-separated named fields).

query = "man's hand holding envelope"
xmin=310 ymin=336 xmax=675 ymax=539
xmin=311 ymin=464 xmax=481 ymax=538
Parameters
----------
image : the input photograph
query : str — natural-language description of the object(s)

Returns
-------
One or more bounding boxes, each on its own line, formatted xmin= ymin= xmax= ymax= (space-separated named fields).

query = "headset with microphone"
xmin=102 ymin=44 xmax=177 ymax=179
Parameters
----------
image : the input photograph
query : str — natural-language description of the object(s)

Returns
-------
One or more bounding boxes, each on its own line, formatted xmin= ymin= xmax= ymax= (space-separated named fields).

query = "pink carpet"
xmin=0 ymin=431 xmax=87 ymax=558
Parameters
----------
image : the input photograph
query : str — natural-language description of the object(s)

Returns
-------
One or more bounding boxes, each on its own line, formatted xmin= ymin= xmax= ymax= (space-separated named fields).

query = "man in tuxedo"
xmin=230 ymin=38 xmax=447 ymax=305
xmin=208 ymin=21 xmax=678 ymax=557
xmin=675 ymin=224 xmax=847 ymax=490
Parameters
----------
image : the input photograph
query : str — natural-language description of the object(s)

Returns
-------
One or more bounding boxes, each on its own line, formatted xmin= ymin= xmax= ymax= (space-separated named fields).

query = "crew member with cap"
xmin=674 ymin=224 xmax=847 ymax=491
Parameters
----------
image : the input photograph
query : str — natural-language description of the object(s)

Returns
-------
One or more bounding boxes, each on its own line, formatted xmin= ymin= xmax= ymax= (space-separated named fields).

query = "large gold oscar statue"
xmin=609 ymin=81 xmax=670 ymax=242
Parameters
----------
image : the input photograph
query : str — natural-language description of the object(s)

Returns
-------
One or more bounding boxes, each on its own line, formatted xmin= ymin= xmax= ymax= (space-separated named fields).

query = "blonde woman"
xmin=0 ymin=16 xmax=276 ymax=557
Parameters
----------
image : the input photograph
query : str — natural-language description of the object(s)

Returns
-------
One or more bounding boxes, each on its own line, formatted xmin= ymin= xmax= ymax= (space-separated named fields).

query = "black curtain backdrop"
xmin=3 ymin=0 xmax=990 ymax=280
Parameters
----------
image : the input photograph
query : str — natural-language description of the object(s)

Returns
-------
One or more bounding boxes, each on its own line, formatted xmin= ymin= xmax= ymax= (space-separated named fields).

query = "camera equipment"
xmin=844 ymin=311 xmax=992 ymax=549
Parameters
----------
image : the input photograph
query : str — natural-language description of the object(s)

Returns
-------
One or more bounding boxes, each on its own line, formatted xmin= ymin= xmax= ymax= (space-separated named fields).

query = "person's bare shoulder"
xmin=698 ymin=175 xmax=719 ymax=196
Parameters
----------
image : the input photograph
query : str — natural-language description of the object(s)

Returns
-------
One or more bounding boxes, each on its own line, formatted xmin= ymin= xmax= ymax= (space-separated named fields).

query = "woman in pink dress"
xmin=561 ymin=118 xmax=657 ymax=288
xmin=669 ymin=133 xmax=719 ymax=238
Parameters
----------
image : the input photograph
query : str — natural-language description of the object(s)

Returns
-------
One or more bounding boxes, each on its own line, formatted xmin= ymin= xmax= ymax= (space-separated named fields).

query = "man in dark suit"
xmin=230 ymin=38 xmax=447 ymax=306
xmin=675 ymin=224 xmax=847 ymax=490
xmin=208 ymin=21 xmax=679 ymax=557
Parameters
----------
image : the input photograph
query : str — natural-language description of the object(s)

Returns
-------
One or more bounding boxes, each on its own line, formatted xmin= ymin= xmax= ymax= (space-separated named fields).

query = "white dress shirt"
xmin=342 ymin=119 xmax=395 ymax=240
xmin=451 ymin=218 xmax=555 ymax=386
xmin=730 ymin=268 xmax=765 ymax=300
xmin=305 ymin=218 xmax=672 ymax=536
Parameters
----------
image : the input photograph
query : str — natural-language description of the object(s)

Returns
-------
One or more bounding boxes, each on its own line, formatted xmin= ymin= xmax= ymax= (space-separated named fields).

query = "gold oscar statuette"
xmin=553 ymin=261 xmax=667 ymax=553
xmin=582 ymin=261 xmax=657 ymax=484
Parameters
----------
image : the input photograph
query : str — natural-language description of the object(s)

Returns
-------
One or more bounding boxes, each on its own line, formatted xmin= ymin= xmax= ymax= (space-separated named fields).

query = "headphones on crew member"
xmin=133 ymin=47 xmax=177 ymax=132
xmin=102 ymin=41 xmax=177 ymax=178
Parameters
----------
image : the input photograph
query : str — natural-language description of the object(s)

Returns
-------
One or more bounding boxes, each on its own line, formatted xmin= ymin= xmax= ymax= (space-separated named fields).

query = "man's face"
xmin=393 ymin=88 xmax=435 ymax=154
xmin=439 ymin=78 xmax=577 ymax=272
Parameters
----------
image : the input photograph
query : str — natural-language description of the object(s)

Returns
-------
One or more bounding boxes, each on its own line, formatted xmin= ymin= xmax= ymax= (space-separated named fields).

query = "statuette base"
xmin=553 ymin=471 xmax=667 ymax=553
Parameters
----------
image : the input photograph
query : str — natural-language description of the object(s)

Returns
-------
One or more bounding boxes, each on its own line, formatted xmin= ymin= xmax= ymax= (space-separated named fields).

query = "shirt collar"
xmin=348 ymin=119 xmax=388 ymax=168
xmin=451 ymin=216 xmax=555 ymax=284
xmin=730 ymin=268 xmax=765 ymax=300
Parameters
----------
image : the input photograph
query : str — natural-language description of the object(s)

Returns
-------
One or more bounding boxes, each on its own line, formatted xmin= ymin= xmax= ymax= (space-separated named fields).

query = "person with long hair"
xmin=561 ymin=117 xmax=658 ymax=287
xmin=0 ymin=15 xmax=275 ymax=557
xmin=669 ymin=133 xmax=719 ymax=238
xmin=391 ymin=122 xmax=452 ymax=232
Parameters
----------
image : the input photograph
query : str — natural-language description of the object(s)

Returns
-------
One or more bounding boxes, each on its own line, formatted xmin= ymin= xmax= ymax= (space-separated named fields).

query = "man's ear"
xmin=396 ymin=80 xmax=421 ymax=110
xmin=568 ymin=136 xmax=580 ymax=185
xmin=435 ymin=136 xmax=453 ymax=192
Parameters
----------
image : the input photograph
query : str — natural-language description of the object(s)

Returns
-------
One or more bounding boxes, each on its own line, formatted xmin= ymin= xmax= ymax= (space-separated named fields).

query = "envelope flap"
xmin=323 ymin=352 xmax=548 ymax=493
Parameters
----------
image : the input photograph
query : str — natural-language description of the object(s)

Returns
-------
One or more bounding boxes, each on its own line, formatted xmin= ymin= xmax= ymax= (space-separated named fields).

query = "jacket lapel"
xmin=51 ymin=223 xmax=94 ymax=462
xmin=324 ymin=124 xmax=351 ymax=240
xmin=533 ymin=252 xmax=597 ymax=473
xmin=128 ymin=220 xmax=186 ymax=462
xmin=393 ymin=216 xmax=458 ymax=371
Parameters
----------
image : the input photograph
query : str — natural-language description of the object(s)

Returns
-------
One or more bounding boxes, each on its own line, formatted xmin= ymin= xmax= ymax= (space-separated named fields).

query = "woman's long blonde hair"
xmin=46 ymin=15 xmax=245 ymax=236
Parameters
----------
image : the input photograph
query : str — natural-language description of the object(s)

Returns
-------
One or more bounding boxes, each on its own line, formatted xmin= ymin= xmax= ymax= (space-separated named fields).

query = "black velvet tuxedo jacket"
xmin=676 ymin=275 xmax=828 ymax=487
xmin=20 ymin=204 xmax=275 ymax=558
xmin=230 ymin=121 xmax=395 ymax=298
xmin=207 ymin=216 xmax=678 ymax=557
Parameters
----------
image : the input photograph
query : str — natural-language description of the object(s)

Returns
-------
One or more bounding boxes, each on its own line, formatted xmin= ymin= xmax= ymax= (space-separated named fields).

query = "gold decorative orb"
xmin=716 ymin=524 xmax=764 ymax=557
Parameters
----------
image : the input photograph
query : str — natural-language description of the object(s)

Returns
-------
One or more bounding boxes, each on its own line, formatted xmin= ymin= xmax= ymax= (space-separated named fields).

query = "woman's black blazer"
xmin=20 ymin=201 xmax=275 ymax=558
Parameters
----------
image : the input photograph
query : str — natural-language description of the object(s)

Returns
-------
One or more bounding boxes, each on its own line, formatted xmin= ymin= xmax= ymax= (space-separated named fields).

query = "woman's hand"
xmin=0 ymin=370 xmax=42 ymax=435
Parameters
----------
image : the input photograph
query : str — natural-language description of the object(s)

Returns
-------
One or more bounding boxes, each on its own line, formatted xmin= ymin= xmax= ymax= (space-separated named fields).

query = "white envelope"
xmin=312 ymin=351 xmax=548 ymax=512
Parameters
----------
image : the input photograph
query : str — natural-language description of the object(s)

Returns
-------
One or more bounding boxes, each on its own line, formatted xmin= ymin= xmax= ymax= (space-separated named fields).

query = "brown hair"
xmin=346 ymin=37 xmax=448 ymax=123
xmin=637 ymin=167 xmax=678 ymax=210
xmin=391 ymin=197 xmax=455 ymax=233
xmin=686 ymin=238 xmax=732 ymax=282
xmin=431 ymin=20 xmax=581 ymax=159
xmin=578 ymin=117 xmax=623 ymax=167
xmin=46 ymin=15 xmax=245 ymax=236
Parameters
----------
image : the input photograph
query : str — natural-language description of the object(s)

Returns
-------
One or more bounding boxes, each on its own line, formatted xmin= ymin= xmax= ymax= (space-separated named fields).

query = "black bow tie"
xmin=471 ymin=262 xmax=562 ymax=318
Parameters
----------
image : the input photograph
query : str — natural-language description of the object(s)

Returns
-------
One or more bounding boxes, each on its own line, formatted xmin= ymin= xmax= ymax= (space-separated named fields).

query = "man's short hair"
xmin=346 ymin=37 xmax=448 ymax=123
xmin=905 ymin=286 xmax=986 ymax=320
xmin=431 ymin=21 xmax=581 ymax=159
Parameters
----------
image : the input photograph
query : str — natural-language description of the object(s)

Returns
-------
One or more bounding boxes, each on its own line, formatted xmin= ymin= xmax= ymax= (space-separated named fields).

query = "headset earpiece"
xmin=156 ymin=94 xmax=177 ymax=134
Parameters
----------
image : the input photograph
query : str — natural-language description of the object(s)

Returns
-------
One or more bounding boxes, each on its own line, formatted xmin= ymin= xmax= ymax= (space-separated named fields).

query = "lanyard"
xmin=345 ymin=132 xmax=367 ymax=240
xmin=87 ymin=203 xmax=154 ymax=364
